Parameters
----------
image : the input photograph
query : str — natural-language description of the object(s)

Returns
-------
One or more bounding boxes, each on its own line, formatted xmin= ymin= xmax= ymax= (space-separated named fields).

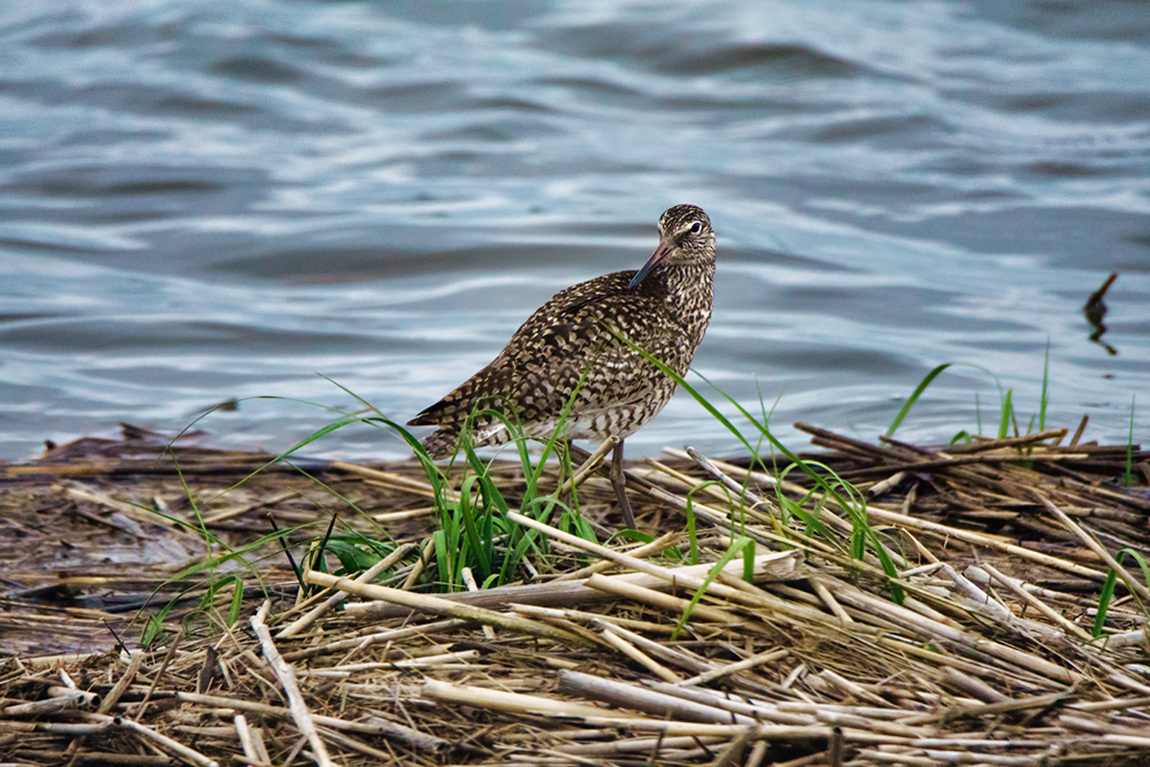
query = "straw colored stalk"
xmin=168 ymin=691 xmax=459 ymax=754
xmin=421 ymin=680 xmax=877 ymax=742
xmin=95 ymin=713 xmax=218 ymax=767
xmin=344 ymin=548 xmax=802 ymax=622
xmin=233 ymin=714 xmax=271 ymax=767
xmin=303 ymin=569 xmax=593 ymax=647
xmin=249 ymin=601 xmax=337 ymax=767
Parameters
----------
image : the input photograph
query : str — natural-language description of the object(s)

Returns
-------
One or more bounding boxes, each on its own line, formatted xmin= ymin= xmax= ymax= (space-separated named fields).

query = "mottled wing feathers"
xmin=407 ymin=270 xmax=673 ymax=431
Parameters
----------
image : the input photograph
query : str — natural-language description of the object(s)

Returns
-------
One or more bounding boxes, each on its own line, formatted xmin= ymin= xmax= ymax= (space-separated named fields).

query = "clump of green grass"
xmin=420 ymin=408 xmax=565 ymax=593
xmin=400 ymin=373 xmax=612 ymax=592
xmin=140 ymin=375 xmax=618 ymax=646
xmin=604 ymin=328 xmax=905 ymax=602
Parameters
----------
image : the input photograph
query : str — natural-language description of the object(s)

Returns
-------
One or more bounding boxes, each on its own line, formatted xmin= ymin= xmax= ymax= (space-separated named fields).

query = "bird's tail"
xmin=416 ymin=420 xmax=515 ymax=460
xmin=419 ymin=428 xmax=459 ymax=460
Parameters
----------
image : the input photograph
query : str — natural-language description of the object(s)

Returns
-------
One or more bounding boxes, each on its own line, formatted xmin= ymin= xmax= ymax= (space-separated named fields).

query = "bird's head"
xmin=628 ymin=205 xmax=714 ymax=290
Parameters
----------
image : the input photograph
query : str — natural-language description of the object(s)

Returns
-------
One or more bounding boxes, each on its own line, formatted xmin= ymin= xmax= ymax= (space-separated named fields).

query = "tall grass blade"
xmin=886 ymin=364 xmax=953 ymax=438
xmin=1040 ymin=340 xmax=1050 ymax=432
xmin=1095 ymin=549 xmax=1150 ymax=639
xmin=1093 ymin=569 xmax=1119 ymax=639
xmin=998 ymin=389 xmax=1013 ymax=439
xmin=671 ymin=536 xmax=756 ymax=640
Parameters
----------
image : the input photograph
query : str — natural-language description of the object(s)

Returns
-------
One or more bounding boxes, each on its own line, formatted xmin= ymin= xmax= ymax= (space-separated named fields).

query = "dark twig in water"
xmin=1084 ymin=272 xmax=1119 ymax=355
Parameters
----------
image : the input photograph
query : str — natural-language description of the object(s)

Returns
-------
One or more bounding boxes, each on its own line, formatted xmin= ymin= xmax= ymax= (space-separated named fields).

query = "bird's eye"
xmin=689 ymin=221 xmax=703 ymax=234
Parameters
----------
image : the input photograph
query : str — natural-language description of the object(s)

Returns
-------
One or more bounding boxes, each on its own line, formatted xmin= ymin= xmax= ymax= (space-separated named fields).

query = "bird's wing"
xmin=408 ymin=271 xmax=676 ymax=428
xmin=499 ymin=276 xmax=680 ymax=416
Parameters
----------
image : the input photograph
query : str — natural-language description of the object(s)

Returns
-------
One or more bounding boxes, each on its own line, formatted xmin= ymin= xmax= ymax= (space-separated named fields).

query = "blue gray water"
xmin=2 ymin=1 xmax=1148 ymax=462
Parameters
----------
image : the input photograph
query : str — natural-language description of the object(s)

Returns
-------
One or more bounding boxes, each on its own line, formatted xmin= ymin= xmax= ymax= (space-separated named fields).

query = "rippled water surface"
xmin=2 ymin=1 xmax=1148 ymax=462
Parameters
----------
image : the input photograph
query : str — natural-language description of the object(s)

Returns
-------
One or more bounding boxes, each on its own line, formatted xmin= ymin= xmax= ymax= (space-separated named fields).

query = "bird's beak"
xmin=628 ymin=236 xmax=672 ymax=290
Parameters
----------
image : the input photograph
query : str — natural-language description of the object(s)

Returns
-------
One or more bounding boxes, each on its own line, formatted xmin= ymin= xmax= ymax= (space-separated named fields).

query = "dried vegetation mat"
xmin=3 ymin=421 xmax=1150 ymax=766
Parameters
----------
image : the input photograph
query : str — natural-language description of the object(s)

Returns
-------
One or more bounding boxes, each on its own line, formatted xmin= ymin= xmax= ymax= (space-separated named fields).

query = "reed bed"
xmin=2 ymin=421 xmax=1150 ymax=766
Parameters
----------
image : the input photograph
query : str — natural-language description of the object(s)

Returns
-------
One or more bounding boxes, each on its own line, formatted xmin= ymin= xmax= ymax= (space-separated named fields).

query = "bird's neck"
xmin=650 ymin=260 xmax=715 ymax=340
xmin=656 ymin=260 xmax=714 ymax=305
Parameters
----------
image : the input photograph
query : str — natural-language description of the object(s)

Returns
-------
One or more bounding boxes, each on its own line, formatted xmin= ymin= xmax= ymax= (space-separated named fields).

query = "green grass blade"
xmin=671 ymin=536 xmax=756 ymax=640
xmin=998 ymin=389 xmax=1013 ymax=439
xmin=1040 ymin=340 xmax=1050 ymax=432
xmin=1093 ymin=570 xmax=1119 ymax=639
xmin=227 ymin=577 xmax=245 ymax=626
xmin=886 ymin=364 xmax=953 ymax=438
xmin=1096 ymin=549 xmax=1150 ymax=638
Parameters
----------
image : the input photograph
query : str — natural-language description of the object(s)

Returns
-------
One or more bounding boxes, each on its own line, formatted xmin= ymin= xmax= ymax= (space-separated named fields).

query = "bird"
xmin=407 ymin=204 xmax=716 ymax=527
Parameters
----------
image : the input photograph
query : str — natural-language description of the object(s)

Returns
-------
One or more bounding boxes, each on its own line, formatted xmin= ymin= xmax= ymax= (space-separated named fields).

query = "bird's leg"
xmin=610 ymin=439 xmax=636 ymax=529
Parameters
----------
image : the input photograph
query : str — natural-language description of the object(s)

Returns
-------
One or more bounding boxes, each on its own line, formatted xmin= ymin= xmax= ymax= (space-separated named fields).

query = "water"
xmin=2 ymin=1 xmax=1148 ymax=463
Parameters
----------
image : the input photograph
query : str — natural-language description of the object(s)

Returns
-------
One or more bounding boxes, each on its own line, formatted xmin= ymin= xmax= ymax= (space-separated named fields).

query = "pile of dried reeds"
xmin=2 ymin=421 xmax=1150 ymax=766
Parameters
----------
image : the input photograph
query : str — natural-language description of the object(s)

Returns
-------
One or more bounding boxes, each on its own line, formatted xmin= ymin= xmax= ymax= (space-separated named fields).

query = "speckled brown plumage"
xmin=408 ymin=204 xmax=716 ymax=524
